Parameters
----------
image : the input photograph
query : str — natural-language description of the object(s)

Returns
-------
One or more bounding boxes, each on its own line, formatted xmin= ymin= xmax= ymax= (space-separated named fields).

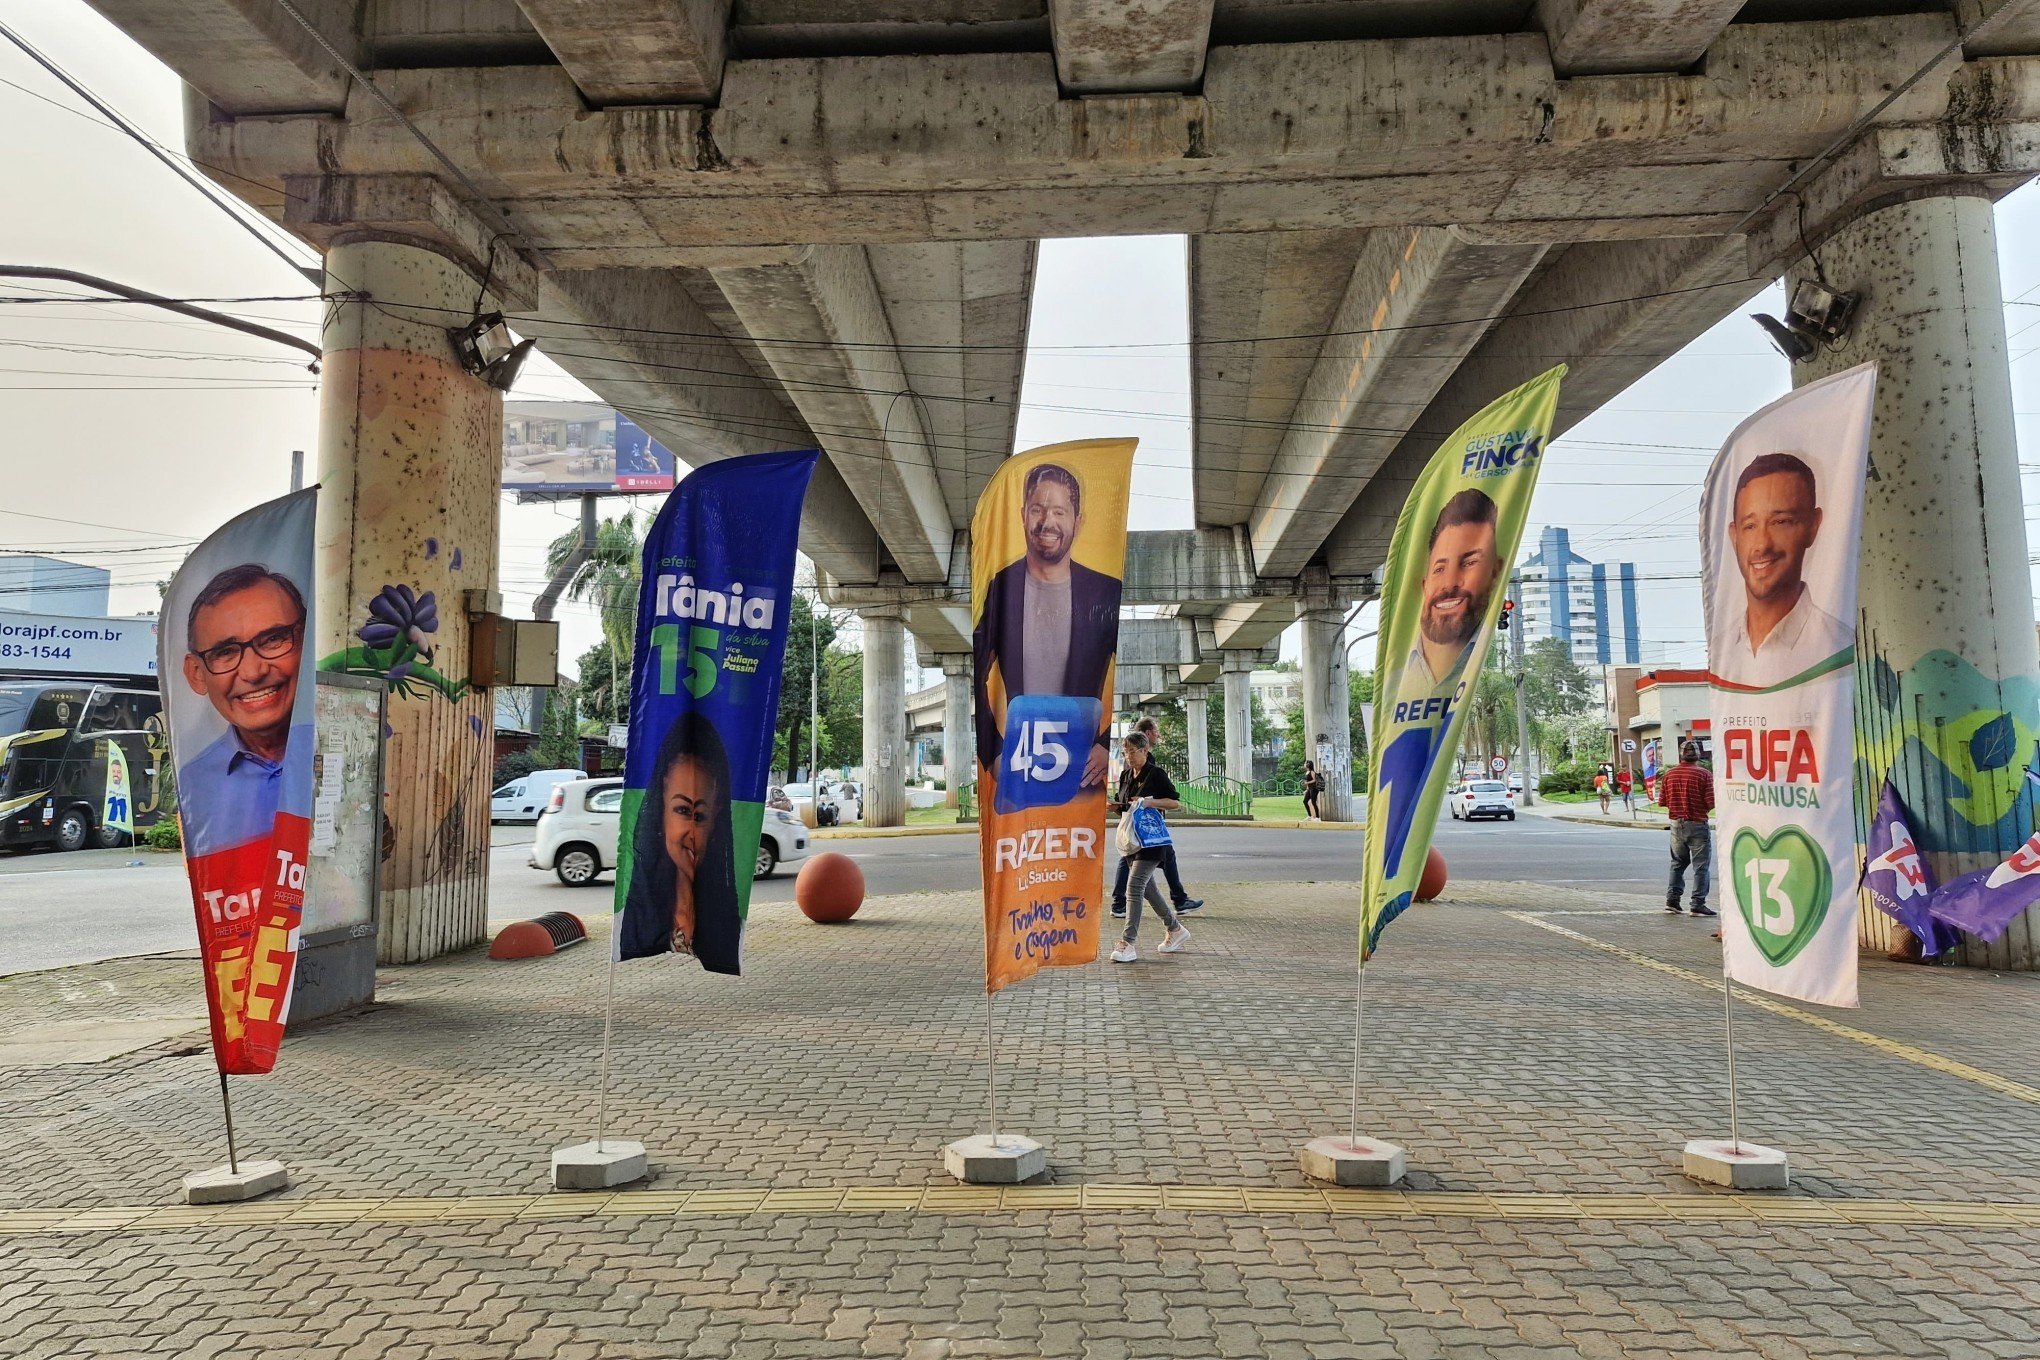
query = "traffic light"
xmin=1497 ymin=598 xmax=1514 ymax=631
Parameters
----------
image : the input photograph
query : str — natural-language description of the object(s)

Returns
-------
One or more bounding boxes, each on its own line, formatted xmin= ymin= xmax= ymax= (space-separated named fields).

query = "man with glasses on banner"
xmin=177 ymin=564 xmax=313 ymax=856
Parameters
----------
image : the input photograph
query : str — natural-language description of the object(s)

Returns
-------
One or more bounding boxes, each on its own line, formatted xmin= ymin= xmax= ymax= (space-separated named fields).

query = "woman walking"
xmin=1110 ymin=731 xmax=1191 ymax=964
xmin=1302 ymin=760 xmax=1324 ymax=820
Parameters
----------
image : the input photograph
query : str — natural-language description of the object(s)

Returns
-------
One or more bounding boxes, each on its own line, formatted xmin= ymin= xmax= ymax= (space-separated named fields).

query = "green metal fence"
xmin=1179 ymin=774 xmax=1255 ymax=818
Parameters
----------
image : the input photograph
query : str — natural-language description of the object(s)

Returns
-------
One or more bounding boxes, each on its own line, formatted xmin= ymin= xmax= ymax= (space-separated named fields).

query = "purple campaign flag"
xmin=1863 ymin=780 xmax=1941 ymax=955
xmin=1930 ymin=828 xmax=2040 ymax=944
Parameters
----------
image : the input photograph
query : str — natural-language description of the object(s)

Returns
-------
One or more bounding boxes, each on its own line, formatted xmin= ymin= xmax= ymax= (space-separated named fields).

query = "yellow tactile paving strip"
xmin=1 ymin=1187 xmax=2035 ymax=1237
xmin=1506 ymin=911 xmax=2040 ymax=1108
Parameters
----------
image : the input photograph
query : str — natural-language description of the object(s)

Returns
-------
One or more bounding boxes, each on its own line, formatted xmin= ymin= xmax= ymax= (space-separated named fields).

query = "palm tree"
xmin=545 ymin=510 xmax=645 ymax=680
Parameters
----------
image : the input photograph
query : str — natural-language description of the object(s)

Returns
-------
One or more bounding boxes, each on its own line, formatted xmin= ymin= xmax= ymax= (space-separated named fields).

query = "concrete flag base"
xmin=943 ymin=1134 xmax=1046 ymax=1184
xmin=551 ymin=1139 xmax=649 ymax=1191
xmin=1682 ymin=1138 xmax=1790 ymax=1190
xmin=1298 ymin=1135 xmax=1406 ymax=1187
xmin=182 ymin=1159 xmax=289 ymax=1204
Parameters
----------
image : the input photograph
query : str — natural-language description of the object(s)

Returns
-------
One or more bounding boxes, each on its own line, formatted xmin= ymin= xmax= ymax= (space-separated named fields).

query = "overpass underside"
xmin=88 ymin=0 xmax=2040 ymax=960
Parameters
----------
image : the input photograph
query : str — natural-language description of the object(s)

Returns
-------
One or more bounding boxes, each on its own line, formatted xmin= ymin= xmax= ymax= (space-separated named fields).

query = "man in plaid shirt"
xmin=1660 ymin=740 xmax=1716 ymax=917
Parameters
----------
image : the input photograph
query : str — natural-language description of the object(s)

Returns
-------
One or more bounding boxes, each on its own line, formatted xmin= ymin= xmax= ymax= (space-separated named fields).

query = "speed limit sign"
xmin=1490 ymin=755 xmax=1508 ymax=775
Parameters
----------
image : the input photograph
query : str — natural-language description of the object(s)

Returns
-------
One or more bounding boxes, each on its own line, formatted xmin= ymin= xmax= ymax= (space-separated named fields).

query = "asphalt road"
xmin=1 ymin=815 xmax=1669 ymax=976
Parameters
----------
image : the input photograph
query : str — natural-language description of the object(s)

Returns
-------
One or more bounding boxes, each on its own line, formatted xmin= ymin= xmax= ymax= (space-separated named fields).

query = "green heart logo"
xmin=1730 ymin=825 xmax=1832 ymax=966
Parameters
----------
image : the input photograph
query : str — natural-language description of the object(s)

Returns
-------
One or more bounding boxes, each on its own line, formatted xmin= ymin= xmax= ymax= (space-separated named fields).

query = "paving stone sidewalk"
xmin=4 ymin=879 xmax=2038 ymax=1358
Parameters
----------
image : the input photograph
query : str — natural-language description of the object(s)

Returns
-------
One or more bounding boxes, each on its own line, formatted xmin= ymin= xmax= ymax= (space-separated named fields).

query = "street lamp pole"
xmin=1508 ymin=573 xmax=1534 ymax=807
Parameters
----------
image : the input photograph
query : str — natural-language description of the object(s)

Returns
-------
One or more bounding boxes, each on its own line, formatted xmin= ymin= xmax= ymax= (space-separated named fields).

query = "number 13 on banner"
xmin=994 ymin=694 xmax=1103 ymax=815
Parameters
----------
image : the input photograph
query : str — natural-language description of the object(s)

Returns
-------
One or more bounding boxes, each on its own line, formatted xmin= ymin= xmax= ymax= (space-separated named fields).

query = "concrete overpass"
xmin=87 ymin=0 xmax=2040 ymax=966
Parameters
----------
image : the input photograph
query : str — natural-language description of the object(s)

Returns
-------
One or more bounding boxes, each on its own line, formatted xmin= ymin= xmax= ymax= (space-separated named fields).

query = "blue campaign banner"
xmin=614 ymin=448 xmax=820 ymax=973
xmin=993 ymin=694 xmax=1103 ymax=815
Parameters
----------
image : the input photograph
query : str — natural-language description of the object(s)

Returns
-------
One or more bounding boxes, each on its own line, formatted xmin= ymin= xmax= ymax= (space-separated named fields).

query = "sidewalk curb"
xmin=814 ymin=824 xmax=975 ymax=838
xmin=1552 ymin=814 xmax=1669 ymax=833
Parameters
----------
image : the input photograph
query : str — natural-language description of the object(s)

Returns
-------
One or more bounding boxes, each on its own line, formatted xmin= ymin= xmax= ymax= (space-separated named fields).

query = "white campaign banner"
xmin=1701 ymin=363 xmax=1876 ymax=1008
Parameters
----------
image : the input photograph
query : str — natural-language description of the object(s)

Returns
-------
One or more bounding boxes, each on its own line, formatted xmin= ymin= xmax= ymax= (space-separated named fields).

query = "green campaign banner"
xmin=1360 ymin=366 xmax=1565 ymax=958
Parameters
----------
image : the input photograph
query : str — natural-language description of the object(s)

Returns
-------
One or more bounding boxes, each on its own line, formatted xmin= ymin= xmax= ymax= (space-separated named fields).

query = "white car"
xmin=1448 ymin=780 xmax=1517 ymax=822
xmin=492 ymin=768 xmax=586 ymax=824
xmin=529 ymin=777 xmax=811 ymax=886
xmin=782 ymin=781 xmax=862 ymax=826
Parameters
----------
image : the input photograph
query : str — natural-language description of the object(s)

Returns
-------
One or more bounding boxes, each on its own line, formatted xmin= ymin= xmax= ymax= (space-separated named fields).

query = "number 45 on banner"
xmin=994 ymin=694 xmax=1103 ymax=815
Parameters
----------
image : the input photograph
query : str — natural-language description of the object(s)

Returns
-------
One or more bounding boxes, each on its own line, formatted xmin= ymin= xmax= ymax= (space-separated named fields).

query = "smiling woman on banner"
xmin=619 ymin=710 xmax=740 ymax=973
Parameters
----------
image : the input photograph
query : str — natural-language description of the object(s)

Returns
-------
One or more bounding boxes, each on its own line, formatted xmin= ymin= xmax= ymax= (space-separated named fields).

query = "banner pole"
xmin=984 ymin=988 xmax=1000 ymax=1149
xmin=1722 ymin=968 xmax=1742 ymax=1154
xmin=1348 ymin=959 xmax=1366 ymax=1150
xmin=218 ymin=1071 xmax=239 ymax=1174
xmin=595 ymin=936 xmax=618 ymax=1153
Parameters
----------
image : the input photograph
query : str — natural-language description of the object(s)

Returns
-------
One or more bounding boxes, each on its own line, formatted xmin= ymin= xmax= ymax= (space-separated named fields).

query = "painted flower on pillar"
xmin=320 ymin=583 xmax=470 ymax=702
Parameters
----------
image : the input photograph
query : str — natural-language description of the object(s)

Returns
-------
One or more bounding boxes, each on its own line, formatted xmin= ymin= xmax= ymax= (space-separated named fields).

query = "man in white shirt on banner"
xmin=1721 ymin=452 xmax=1853 ymax=688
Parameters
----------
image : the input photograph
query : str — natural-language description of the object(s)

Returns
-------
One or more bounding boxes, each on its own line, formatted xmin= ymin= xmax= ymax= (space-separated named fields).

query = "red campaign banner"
xmin=158 ymin=489 xmax=318 ymax=1074
xmin=188 ymin=813 xmax=310 ymax=1071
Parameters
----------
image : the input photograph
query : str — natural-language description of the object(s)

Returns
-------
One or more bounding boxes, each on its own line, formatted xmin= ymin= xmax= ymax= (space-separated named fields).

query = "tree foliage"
xmin=544 ymin=511 xmax=645 ymax=678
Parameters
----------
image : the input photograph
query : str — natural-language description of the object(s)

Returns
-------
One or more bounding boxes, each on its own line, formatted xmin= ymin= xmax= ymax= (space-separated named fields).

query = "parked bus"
xmin=0 ymin=678 xmax=166 ymax=852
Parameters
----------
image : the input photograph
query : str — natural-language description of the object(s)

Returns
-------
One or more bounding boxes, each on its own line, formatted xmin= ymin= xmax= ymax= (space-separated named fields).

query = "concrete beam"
xmin=905 ymin=602 xmax=972 ymax=658
xmin=513 ymin=0 xmax=733 ymax=104
xmin=1209 ymin=599 xmax=1297 ymax=652
xmin=863 ymin=241 xmax=1035 ymax=525
xmin=85 ymin=0 xmax=355 ymax=114
xmin=1049 ymin=0 xmax=1214 ymax=94
xmin=1322 ymin=233 xmax=1762 ymax=577
xmin=1744 ymin=91 xmax=2040 ymax=274
xmin=1244 ymin=229 xmax=1547 ymax=577
xmin=1190 ymin=228 xmax=1370 ymax=528
xmin=1960 ymin=0 xmax=2040 ymax=57
xmin=706 ymin=246 xmax=955 ymax=582
xmin=282 ymin=172 xmax=541 ymax=308
xmin=1535 ymin=0 xmax=1741 ymax=76
xmin=179 ymin=19 xmax=2011 ymax=247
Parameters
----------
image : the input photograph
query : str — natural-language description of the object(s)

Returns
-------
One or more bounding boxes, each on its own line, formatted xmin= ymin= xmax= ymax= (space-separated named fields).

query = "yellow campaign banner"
xmin=1361 ymin=366 xmax=1565 ymax=959
xmin=972 ymin=439 xmax=1135 ymax=993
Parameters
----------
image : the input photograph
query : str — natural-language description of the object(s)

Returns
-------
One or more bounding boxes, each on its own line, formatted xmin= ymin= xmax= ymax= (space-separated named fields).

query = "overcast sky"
xmin=4 ymin=1 xmax=2038 ymax=685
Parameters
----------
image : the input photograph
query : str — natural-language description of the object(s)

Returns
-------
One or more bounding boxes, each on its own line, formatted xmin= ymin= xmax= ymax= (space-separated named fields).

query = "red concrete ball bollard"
xmin=796 ymin=852 xmax=866 ymax=922
xmin=1415 ymin=846 xmax=1448 ymax=903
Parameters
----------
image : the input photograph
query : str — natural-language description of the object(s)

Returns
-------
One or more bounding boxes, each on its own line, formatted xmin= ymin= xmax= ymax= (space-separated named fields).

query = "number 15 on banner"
xmin=994 ymin=694 xmax=1103 ymax=815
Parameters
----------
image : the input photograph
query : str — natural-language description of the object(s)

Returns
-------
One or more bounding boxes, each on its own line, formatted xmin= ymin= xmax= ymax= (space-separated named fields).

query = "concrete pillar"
xmin=317 ymin=241 xmax=500 ymax=965
xmin=1221 ymin=653 xmax=1256 ymax=787
xmin=861 ymin=608 xmax=907 ymax=827
xmin=1184 ymin=683 xmax=1212 ymax=781
xmin=1791 ymin=194 xmax=2040 ymax=970
xmin=940 ymin=655 xmax=972 ymax=809
xmin=1300 ymin=603 xmax=1354 ymax=821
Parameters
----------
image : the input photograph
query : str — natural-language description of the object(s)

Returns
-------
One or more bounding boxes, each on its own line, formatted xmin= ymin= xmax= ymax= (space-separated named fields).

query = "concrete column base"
xmin=943 ymin=1134 xmax=1046 ymax=1184
xmin=1298 ymin=1135 xmax=1406 ymax=1187
xmin=551 ymin=1139 xmax=649 ymax=1191
xmin=182 ymin=1159 xmax=289 ymax=1204
xmin=1681 ymin=1138 xmax=1789 ymax=1190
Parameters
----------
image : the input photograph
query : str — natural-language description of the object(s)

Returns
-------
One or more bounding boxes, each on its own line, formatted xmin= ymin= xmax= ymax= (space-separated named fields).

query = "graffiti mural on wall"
xmin=319 ymin=583 xmax=470 ymax=703
xmin=1855 ymin=632 xmax=2040 ymax=857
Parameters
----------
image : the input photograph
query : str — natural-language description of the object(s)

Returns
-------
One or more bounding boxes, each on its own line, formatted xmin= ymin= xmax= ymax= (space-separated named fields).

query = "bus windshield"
xmin=0 ymin=683 xmax=46 ymax=740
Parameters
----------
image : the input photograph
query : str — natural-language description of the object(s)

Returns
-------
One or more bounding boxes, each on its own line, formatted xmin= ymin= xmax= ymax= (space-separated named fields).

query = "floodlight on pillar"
xmin=449 ymin=311 xmax=536 ymax=391
xmin=1750 ymin=279 xmax=1858 ymax=366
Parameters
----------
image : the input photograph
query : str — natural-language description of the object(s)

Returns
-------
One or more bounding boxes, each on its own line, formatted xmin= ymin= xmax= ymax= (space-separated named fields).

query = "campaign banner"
xmin=1361 ymin=367 xmax=1565 ymax=958
xmin=1642 ymin=738 xmax=1661 ymax=804
xmin=1864 ymin=778 xmax=1941 ymax=954
xmin=1703 ymin=364 xmax=1876 ymax=1008
xmin=102 ymin=740 xmax=133 ymax=841
xmin=973 ymin=439 xmax=1135 ymax=993
xmin=159 ymin=489 xmax=318 ymax=1074
xmin=614 ymin=448 xmax=819 ymax=974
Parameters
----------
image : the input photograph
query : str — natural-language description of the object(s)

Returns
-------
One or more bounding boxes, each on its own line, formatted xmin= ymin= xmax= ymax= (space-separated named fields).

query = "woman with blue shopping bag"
xmin=1109 ymin=731 xmax=1191 ymax=964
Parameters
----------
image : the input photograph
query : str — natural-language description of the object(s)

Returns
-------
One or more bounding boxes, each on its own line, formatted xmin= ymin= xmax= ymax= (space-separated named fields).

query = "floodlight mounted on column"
xmin=1751 ymin=279 xmax=1858 ymax=365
